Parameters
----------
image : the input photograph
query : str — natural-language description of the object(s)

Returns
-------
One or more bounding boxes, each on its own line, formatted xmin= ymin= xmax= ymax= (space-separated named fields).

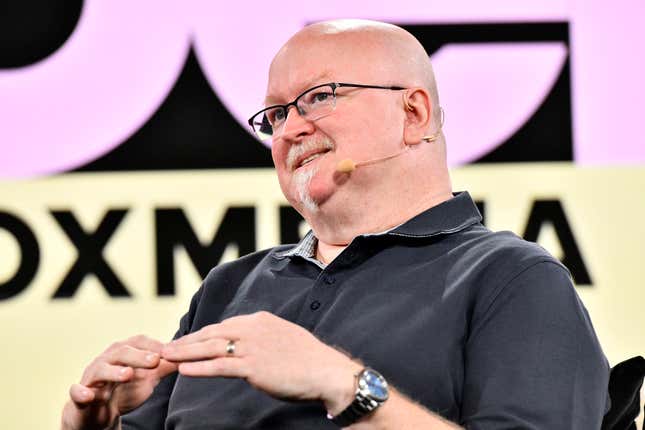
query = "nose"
xmin=278 ymin=105 xmax=315 ymax=142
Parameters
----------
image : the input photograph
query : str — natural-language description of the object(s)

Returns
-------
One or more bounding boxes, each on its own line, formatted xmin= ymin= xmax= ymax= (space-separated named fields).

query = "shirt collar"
xmin=386 ymin=191 xmax=482 ymax=237
xmin=276 ymin=191 xmax=481 ymax=259
xmin=279 ymin=229 xmax=318 ymax=259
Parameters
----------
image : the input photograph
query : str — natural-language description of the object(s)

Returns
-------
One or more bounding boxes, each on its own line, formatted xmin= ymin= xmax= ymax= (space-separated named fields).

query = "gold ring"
xmin=225 ymin=339 xmax=236 ymax=355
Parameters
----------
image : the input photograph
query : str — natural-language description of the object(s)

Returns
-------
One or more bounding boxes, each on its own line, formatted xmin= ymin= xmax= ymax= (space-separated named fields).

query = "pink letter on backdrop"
xmin=1 ymin=0 xmax=643 ymax=178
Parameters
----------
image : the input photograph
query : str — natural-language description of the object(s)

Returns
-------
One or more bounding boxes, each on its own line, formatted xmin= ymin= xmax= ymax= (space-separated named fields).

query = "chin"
xmin=301 ymin=196 xmax=320 ymax=213
xmin=291 ymin=167 xmax=318 ymax=213
xmin=291 ymin=162 xmax=344 ymax=215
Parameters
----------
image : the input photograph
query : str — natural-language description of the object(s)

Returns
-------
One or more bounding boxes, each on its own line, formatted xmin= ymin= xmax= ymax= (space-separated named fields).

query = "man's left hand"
xmin=161 ymin=311 xmax=361 ymax=413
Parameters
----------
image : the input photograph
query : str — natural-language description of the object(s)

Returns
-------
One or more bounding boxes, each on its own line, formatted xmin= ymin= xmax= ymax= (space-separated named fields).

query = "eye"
xmin=312 ymin=91 xmax=332 ymax=103
xmin=267 ymin=107 xmax=286 ymax=125
xmin=303 ymin=88 xmax=334 ymax=105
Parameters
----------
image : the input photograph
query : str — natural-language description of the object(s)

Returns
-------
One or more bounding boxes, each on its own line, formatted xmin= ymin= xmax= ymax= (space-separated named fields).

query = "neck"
xmin=315 ymin=241 xmax=347 ymax=265
xmin=304 ymin=144 xmax=453 ymax=264
xmin=312 ymin=188 xmax=453 ymax=264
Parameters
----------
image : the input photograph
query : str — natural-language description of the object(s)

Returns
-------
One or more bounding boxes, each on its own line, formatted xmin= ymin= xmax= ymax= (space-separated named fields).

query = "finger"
xmin=124 ymin=335 xmax=165 ymax=354
xmin=83 ymin=363 xmax=133 ymax=387
xmin=178 ymin=357 xmax=248 ymax=378
xmin=106 ymin=344 xmax=161 ymax=369
xmin=69 ymin=383 xmax=96 ymax=406
xmin=216 ymin=311 xmax=278 ymax=331
xmin=169 ymin=324 xmax=237 ymax=346
xmin=163 ymin=338 xmax=241 ymax=362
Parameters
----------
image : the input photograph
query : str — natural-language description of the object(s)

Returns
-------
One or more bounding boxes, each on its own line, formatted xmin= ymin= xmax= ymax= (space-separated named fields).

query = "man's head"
xmin=262 ymin=19 xmax=451 ymax=242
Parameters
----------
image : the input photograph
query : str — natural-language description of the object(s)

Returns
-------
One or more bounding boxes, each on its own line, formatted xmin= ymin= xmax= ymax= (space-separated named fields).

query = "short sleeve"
xmin=461 ymin=261 xmax=610 ymax=429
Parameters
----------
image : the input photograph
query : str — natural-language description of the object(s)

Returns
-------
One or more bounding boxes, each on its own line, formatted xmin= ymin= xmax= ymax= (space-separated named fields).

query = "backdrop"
xmin=0 ymin=1 xmax=643 ymax=428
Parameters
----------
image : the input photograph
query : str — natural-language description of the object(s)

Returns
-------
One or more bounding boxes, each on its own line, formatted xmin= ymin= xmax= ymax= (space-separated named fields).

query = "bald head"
xmin=266 ymin=19 xmax=452 ymax=243
xmin=269 ymin=19 xmax=442 ymax=126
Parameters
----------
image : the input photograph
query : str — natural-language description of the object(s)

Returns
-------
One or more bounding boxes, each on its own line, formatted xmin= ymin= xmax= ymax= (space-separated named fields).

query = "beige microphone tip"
xmin=336 ymin=158 xmax=356 ymax=173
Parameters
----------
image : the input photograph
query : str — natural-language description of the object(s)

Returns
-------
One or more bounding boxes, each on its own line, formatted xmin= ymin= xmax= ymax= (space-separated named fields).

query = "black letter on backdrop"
xmin=280 ymin=206 xmax=305 ymax=244
xmin=0 ymin=212 xmax=40 ymax=300
xmin=0 ymin=0 xmax=84 ymax=68
xmin=51 ymin=209 xmax=131 ymax=298
xmin=155 ymin=207 xmax=255 ymax=296
xmin=522 ymin=200 xmax=592 ymax=285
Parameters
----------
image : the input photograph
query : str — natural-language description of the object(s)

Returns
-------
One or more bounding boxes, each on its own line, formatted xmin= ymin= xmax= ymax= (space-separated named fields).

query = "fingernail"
xmin=81 ymin=389 xmax=90 ymax=398
xmin=145 ymin=353 xmax=157 ymax=362
xmin=119 ymin=367 xmax=129 ymax=376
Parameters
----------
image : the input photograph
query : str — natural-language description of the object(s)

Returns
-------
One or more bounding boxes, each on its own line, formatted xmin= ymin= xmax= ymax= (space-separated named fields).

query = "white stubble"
xmin=294 ymin=167 xmax=319 ymax=213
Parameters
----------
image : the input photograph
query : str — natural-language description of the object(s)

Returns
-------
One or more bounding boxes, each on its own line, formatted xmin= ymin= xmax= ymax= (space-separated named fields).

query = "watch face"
xmin=358 ymin=369 xmax=389 ymax=402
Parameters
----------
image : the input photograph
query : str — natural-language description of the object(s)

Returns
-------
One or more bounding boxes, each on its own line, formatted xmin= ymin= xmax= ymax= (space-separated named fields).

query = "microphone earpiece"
xmin=421 ymin=131 xmax=440 ymax=142
xmin=421 ymin=107 xmax=445 ymax=143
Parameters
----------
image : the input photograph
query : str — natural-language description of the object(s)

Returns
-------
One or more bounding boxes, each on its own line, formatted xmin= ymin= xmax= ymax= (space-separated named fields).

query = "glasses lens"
xmin=250 ymin=85 xmax=336 ymax=142
xmin=298 ymin=85 xmax=336 ymax=121
xmin=252 ymin=107 xmax=285 ymax=141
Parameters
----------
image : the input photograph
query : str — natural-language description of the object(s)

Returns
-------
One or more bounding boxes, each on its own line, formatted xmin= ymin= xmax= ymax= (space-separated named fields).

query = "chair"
xmin=601 ymin=356 xmax=645 ymax=430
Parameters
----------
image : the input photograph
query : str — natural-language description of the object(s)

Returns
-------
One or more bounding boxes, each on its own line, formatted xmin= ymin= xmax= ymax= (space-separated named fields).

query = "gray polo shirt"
xmin=123 ymin=192 xmax=609 ymax=429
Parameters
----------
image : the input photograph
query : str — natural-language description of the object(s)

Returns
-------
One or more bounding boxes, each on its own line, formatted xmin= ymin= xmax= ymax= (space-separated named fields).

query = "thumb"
xmin=69 ymin=383 xmax=96 ymax=407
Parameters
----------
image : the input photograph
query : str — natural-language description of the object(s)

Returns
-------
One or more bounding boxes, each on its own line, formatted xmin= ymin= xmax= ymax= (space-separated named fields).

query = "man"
xmin=61 ymin=19 xmax=609 ymax=429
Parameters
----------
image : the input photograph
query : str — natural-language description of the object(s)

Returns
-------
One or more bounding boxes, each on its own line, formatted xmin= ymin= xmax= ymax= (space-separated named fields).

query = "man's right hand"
xmin=61 ymin=335 xmax=178 ymax=430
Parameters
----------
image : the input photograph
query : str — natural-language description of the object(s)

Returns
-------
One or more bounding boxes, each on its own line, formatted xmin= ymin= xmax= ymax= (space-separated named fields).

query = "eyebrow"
xmin=264 ymin=72 xmax=334 ymax=106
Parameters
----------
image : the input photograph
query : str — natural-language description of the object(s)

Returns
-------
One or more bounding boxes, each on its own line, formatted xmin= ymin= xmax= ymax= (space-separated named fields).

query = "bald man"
xmin=61 ymin=20 xmax=609 ymax=430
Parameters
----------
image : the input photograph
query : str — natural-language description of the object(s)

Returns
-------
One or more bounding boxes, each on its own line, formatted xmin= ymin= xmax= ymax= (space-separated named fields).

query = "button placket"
xmin=296 ymin=269 xmax=341 ymax=328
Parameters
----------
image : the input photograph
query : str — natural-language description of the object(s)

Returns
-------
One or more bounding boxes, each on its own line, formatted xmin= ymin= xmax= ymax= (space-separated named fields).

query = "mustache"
xmin=286 ymin=137 xmax=335 ymax=170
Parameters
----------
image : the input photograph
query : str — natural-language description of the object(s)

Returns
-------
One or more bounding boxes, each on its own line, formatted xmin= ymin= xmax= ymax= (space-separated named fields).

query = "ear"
xmin=402 ymin=88 xmax=432 ymax=146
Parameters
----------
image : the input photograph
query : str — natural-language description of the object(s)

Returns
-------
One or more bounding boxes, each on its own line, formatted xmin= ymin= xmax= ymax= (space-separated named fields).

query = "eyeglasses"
xmin=247 ymin=82 xmax=406 ymax=141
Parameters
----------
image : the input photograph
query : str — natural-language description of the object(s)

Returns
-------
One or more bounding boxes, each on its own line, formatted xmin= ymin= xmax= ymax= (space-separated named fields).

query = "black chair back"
xmin=601 ymin=356 xmax=645 ymax=430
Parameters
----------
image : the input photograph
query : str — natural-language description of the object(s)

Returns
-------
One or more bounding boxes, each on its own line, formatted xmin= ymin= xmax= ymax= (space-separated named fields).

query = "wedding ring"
xmin=225 ymin=339 xmax=236 ymax=355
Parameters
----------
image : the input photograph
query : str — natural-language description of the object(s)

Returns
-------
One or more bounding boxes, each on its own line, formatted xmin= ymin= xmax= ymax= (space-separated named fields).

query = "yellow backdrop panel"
xmin=0 ymin=163 xmax=643 ymax=428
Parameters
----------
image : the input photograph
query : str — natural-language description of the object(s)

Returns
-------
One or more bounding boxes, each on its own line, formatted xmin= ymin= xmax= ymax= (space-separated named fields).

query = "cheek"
xmin=361 ymin=120 xmax=403 ymax=154
xmin=271 ymin=143 xmax=296 ymax=197
xmin=271 ymin=141 xmax=289 ymax=172
xmin=338 ymin=108 xmax=399 ymax=150
xmin=270 ymin=141 xmax=282 ymax=166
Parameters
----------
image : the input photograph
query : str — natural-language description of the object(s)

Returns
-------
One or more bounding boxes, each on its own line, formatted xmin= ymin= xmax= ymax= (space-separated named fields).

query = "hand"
xmin=161 ymin=311 xmax=362 ymax=413
xmin=61 ymin=335 xmax=178 ymax=430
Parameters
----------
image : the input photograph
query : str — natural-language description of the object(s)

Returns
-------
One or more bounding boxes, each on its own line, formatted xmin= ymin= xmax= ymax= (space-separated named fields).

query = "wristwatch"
xmin=328 ymin=367 xmax=389 ymax=427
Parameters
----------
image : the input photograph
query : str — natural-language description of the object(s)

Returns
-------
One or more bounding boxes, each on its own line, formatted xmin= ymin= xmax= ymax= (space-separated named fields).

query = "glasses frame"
xmin=247 ymin=82 xmax=406 ymax=140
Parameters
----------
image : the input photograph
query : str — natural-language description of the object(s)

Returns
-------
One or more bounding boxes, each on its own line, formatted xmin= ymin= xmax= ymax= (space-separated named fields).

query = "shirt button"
xmin=324 ymin=275 xmax=335 ymax=284
xmin=310 ymin=300 xmax=321 ymax=310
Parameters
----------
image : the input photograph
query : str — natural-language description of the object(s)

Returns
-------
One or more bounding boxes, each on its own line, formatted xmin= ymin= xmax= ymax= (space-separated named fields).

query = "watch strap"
xmin=330 ymin=391 xmax=380 ymax=427
xmin=329 ymin=367 xmax=389 ymax=427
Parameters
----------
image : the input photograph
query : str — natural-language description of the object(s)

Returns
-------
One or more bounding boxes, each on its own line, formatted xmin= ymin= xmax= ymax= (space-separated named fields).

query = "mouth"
xmin=286 ymin=137 xmax=336 ymax=171
xmin=291 ymin=148 xmax=332 ymax=170
xmin=296 ymin=150 xmax=330 ymax=169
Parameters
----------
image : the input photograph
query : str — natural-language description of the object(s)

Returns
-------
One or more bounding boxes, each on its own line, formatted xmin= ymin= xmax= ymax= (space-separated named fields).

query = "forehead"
xmin=265 ymin=33 xmax=386 ymax=104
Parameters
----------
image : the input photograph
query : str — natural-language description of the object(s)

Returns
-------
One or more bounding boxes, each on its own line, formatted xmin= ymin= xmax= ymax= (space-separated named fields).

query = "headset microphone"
xmin=335 ymin=129 xmax=442 ymax=174
xmin=336 ymin=148 xmax=407 ymax=173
